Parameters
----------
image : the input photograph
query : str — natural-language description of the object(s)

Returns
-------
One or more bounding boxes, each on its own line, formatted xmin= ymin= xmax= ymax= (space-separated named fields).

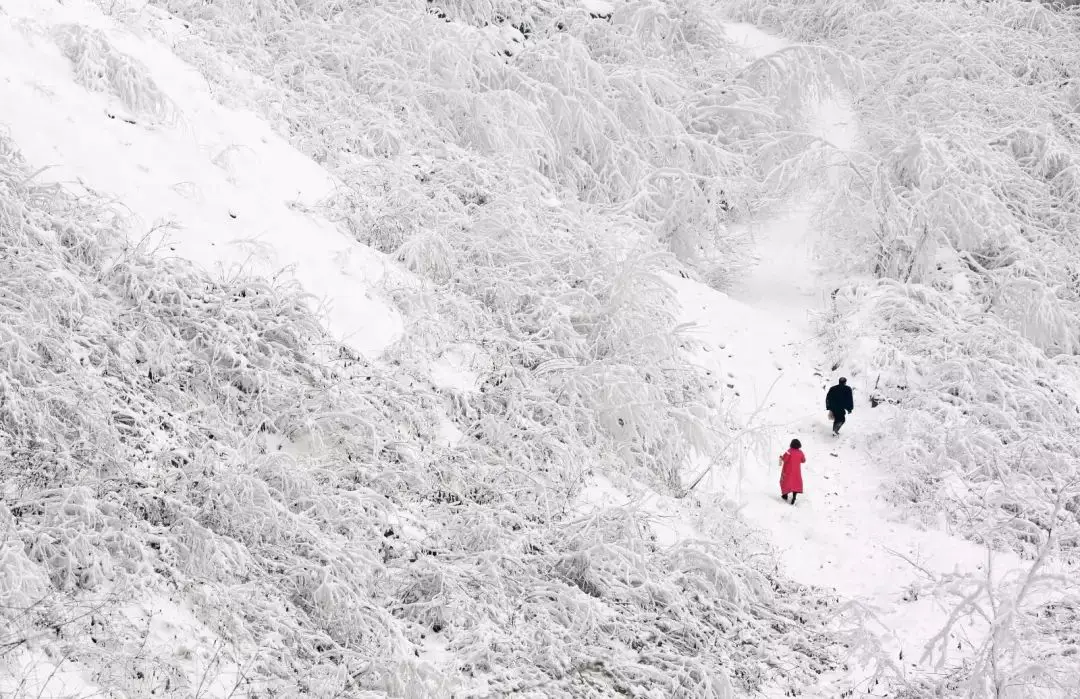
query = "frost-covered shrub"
xmin=150 ymin=0 xmax=764 ymax=493
xmin=51 ymin=23 xmax=179 ymax=123
xmin=154 ymin=0 xmax=791 ymax=279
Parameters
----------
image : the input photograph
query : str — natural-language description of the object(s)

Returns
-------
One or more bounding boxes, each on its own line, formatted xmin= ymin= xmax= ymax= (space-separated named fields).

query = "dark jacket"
xmin=826 ymin=384 xmax=854 ymax=414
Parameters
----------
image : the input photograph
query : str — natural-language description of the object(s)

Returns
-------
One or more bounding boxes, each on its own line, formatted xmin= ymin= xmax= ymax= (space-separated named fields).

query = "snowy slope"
xmin=0 ymin=0 xmax=405 ymax=358
xmin=6 ymin=0 xmax=1072 ymax=696
xmin=0 ymin=1 xmax=855 ymax=697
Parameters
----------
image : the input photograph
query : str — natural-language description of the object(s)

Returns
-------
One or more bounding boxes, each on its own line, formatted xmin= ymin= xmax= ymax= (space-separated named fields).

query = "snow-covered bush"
xmin=908 ymin=490 xmax=1080 ymax=698
xmin=50 ymin=23 xmax=179 ymax=123
xmin=145 ymin=0 xmax=758 ymax=492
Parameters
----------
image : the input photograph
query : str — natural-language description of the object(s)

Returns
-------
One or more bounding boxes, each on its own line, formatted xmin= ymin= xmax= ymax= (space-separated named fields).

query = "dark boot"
xmin=781 ymin=493 xmax=789 ymax=502
xmin=790 ymin=492 xmax=798 ymax=505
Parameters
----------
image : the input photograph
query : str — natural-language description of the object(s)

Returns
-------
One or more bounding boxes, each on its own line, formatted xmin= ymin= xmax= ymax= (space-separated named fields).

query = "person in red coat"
xmin=778 ymin=438 xmax=806 ymax=505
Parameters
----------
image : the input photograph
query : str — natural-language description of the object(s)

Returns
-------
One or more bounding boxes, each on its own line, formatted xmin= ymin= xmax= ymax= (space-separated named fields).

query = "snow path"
xmin=666 ymin=23 xmax=1034 ymax=693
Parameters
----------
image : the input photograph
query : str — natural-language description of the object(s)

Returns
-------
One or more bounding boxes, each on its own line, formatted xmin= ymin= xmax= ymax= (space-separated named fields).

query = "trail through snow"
xmin=664 ymin=23 xmax=1035 ymax=694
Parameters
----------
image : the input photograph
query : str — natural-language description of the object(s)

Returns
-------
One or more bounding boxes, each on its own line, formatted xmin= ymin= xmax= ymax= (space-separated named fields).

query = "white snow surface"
xmin=0 ymin=0 xmax=405 ymax=359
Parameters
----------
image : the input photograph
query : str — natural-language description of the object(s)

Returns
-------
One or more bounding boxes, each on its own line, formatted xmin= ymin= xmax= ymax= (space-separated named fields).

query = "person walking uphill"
xmin=826 ymin=377 xmax=854 ymax=436
xmin=779 ymin=439 xmax=806 ymax=505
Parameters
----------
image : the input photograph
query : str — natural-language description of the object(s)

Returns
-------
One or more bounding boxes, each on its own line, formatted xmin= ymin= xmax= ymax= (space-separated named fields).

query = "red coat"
xmin=780 ymin=448 xmax=805 ymax=494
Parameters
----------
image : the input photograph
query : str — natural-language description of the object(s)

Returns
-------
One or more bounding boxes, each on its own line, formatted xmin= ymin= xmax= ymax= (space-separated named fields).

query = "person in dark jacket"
xmin=825 ymin=377 xmax=854 ymax=436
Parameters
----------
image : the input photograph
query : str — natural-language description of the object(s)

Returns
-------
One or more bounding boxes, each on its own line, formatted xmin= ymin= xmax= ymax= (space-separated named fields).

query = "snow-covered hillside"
xmin=2 ymin=0 xmax=1079 ymax=697
xmin=0 ymin=0 xmax=839 ymax=696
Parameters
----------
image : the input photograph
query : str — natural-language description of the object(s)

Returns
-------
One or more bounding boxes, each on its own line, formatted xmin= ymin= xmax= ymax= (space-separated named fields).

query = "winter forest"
xmin=1 ymin=0 xmax=1079 ymax=696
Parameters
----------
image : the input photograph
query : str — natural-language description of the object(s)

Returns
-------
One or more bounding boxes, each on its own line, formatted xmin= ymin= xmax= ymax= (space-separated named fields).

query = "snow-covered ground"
xmin=4 ymin=0 xmax=1072 ymax=696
